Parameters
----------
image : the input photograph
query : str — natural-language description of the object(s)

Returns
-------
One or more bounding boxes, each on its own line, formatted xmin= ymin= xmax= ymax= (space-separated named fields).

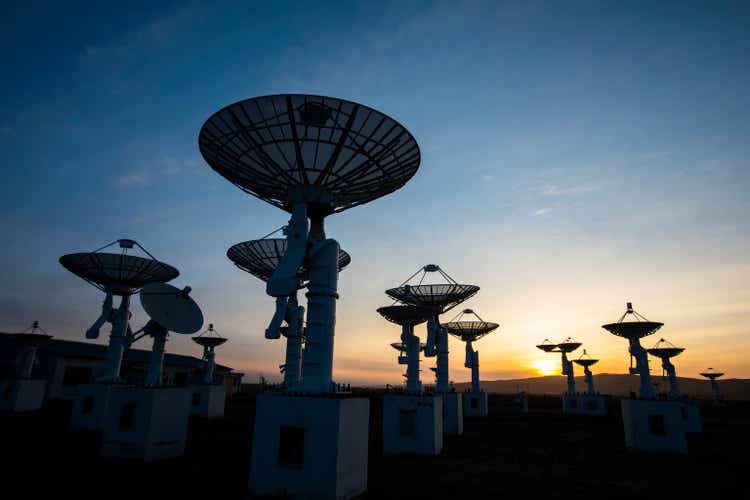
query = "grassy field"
xmin=1 ymin=393 xmax=746 ymax=499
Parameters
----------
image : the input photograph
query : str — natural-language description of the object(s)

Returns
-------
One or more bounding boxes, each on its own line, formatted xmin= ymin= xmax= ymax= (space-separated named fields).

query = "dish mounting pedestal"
xmin=621 ymin=399 xmax=687 ymax=454
xmin=0 ymin=379 xmax=46 ymax=413
xmin=441 ymin=392 xmax=463 ymax=435
xmin=382 ymin=394 xmax=442 ymax=455
xmin=100 ymin=386 xmax=191 ymax=461
xmin=249 ymin=394 xmax=369 ymax=500
xmin=188 ymin=383 xmax=226 ymax=418
xmin=463 ymin=390 xmax=488 ymax=418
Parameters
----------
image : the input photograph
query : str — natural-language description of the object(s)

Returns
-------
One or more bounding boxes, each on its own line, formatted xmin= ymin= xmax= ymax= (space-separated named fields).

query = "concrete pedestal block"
xmin=189 ymin=384 xmax=226 ymax=418
xmin=100 ymin=386 xmax=191 ymax=461
xmin=0 ymin=379 xmax=46 ymax=412
xmin=441 ymin=392 xmax=463 ymax=435
xmin=621 ymin=399 xmax=687 ymax=454
xmin=463 ymin=391 xmax=488 ymax=417
xmin=70 ymin=383 xmax=118 ymax=430
xmin=383 ymin=394 xmax=442 ymax=455
xmin=563 ymin=394 xmax=607 ymax=416
xmin=680 ymin=402 xmax=701 ymax=433
xmin=249 ymin=395 xmax=369 ymax=500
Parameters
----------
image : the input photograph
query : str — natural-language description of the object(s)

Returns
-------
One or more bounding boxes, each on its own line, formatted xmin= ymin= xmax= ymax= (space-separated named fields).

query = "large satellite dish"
xmin=193 ymin=323 xmax=228 ymax=349
xmin=227 ymin=238 xmax=351 ymax=282
xmin=376 ymin=305 xmax=433 ymax=326
xmin=442 ymin=309 xmax=499 ymax=342
xmin=573 ymin=350 xmax=599 ymax=368
xmin=198 ymin=94 xmax=421 ymax=216
xmin=59 ymin=239 xmax=178 ymax=295
xmin=140 ymin=283 xmax=204 ymax=334
xmin=647 ymin=338 xmax=685 ymax=360
xmin=602 ymin=302 xmax=663 ymax=340
xmin=385 ymin=266 xmax=479 ymax=313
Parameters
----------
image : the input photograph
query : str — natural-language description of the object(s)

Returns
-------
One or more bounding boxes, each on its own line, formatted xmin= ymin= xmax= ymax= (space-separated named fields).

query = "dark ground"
xmin=1 ymin=393 xmax=747 ymax=499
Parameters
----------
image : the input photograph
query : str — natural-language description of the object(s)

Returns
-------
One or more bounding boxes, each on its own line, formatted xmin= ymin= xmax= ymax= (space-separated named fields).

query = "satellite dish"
xmin=227 ymin=238 xmax=351 ymax=282
xmin=140 ymin=283 xmax=203 ymax=334
xmin=376 ymin=305 xmax=433 ymax=326
xmin=442 ymin=309 xmax=499 ymax=342
xmin=199 ymin=94 xmax=421 ymax=216
xmin=556 ymin=337 xmax=582 ymax=353
xmin=647 ymin=338 xmax=685 ymax=360
xmin=59 ymin=239 xmax=179 ymax=295
xmin=573 ymin=349 xmax=599 ymax=368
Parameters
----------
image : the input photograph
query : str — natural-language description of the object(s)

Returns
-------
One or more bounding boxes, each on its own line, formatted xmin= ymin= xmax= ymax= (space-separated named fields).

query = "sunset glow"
xmin=532 ymin=359 xmax=559 ymax=377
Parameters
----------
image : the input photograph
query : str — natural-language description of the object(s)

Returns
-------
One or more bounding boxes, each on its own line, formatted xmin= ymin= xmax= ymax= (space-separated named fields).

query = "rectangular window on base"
xmin=278 ymin=426 xmax=305 ymax=470
xmin=119 ymin=403 xmax=136 ymax=431
xmin=648 ymin=414 xmax=666 ymax=436
xmin=399 ymin=409 xmax=417 ymax=437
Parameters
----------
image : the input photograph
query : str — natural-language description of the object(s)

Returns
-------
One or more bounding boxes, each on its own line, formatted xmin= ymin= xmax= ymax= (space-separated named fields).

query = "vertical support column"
xmin=629 ymin=338 xmax=655 ymax=399
xmin=711 ymin=380 xmax=720 ymax=403
xmin=403 ymin=324 xmax=421 ymax=394
xmin=101 ymin=295 xmax=131 ymax=382
xmin=19 ymin=346 xmax=37 ymax=379
xmin=561 ymin=352 xmax=575 ymax=395
xmin=203 ymin=347 xmax=216 ymax=384
xmin=471 ymin=350 xmax=480 ymax=393
xmin=300 ymin=238 xmax=339 ymax=393
xmin=146 ymin=327 xmax=167 ymax=386
xmin=584 ymin=366 xmax=595 ymax=394
xmin=435 ymin=320 xmax=449 ymax=393
xmin=282 ymin=294 xmax=304 ymax=390
xmin=663 ymin=358 xmax=680 ymax=399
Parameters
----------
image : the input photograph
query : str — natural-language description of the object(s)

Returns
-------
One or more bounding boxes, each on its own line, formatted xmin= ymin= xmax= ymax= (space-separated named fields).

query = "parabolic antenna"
xmin=385 ymin=265 xmax=479 ymax=313
xmin=390 ymin=342 xmax=427 ymax=352
xmin=12 ymin=321 xmax=53 ymax=346
xmin=227 ymin=238 xmax=351 ymax=282
xmin=199 ymin=94 xmax=421 ymax=217
xmin=140 ymin=283 xmax=204 ymax=334
xmin=59 ymin=239 xmax=178 ymax=295
xmin=443 ymin=309 xmax=499 ymax=342
xmin=536 ymin=339 xmax=558 ymax=352
xmin=700 ymin=368 xmax=724 ymax=380
xmin=602 ymin=302 xmax=663 ymax=339
xmin=193 ymin=323 xmax=227 ymax=349
xmin=573 ymin=349 xmax=599 ymax=368
xmin=377 ymin=305 xmax=433 ymax=326
xmin=557 ymin=337 xmax=582 ymax=353
xmin=647 ymin=338 xmax=685 ymax=360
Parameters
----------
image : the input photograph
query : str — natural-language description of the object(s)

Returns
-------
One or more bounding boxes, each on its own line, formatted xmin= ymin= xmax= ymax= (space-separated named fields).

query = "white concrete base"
xmin=0 ymin=379 xmax=46 ymax=412
xmin=189 ymin=384 xmax=226 ymax=418
xmin=100 ymin=386 xmax=191 ymax=461
xmin=70 ymin=383 xmax=123 ymax=430
xmin=463 ymin=391 xmax=488 ymax=417
xmin=383 ymin=394 xmax=442 ymax=455
xmin=621 ymin=399 xmax=687 ymax=454
xmin=441 ymin=392 xmax=463 ymax=435
xmin=563 ymin=394 xmax=607 ymax=416
xmin=249 ymin=395 xmax=369 ymax=500
xmin=680 ymin=402 xmax=702 ymax=433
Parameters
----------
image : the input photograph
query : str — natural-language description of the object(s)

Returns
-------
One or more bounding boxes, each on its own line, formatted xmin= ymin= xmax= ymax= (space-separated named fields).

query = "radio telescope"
xmin=700 ymin=368 xmax=724 ymax=403
xmin=442 ymin=309 xmax=499 ymax=395
xmin=536 ymin=337 xmax=582 ymax=395
xmin=227 ymin=238 xmax=351 ymax=390
xmin=12 ymin=321 xmax=53 ymax=379
xmin=138 ymin=283 xmax=204 ymax=386
xmin=385 ymin=265 xmax=479 ymax=394
xmin=573 ymin=350 xmax=599 ymax=395
xmin=201 ymin=94 xmax=419 ymax=498
xmin=60 ymin=239 xmax=179 ymax=382
xmin=378 ymin=305 xmax=432 ymax=394
xmin=193 ymin=323 xmax=227 ymax=384
xmin=647 ymin=338 xmax=686 ymax=399
xmin=602 ymin=302 xmax=663 ymax=399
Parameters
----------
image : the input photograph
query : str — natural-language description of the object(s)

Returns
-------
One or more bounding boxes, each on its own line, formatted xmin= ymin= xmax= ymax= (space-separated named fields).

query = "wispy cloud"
xmin=115 ymin=171 xmax=149 ymax=187
xmin=541 ymin=184 xmax=597 ymax=196
xmin=533 ymin=208 xmax=551 ymax=216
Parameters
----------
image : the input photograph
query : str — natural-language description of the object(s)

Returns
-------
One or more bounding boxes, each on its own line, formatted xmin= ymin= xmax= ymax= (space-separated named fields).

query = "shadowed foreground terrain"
xmin=1 ymin=393 xmax=747 ymax=499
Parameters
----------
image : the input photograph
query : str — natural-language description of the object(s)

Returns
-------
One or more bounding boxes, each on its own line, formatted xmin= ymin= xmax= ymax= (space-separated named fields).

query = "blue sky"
xmin=1 ymin=1 xmax=748 ymax=384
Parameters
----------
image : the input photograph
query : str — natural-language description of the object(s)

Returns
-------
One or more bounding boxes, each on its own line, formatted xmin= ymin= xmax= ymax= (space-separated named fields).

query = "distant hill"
xmin=454 ymin=374 xmax=750 ymax=401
